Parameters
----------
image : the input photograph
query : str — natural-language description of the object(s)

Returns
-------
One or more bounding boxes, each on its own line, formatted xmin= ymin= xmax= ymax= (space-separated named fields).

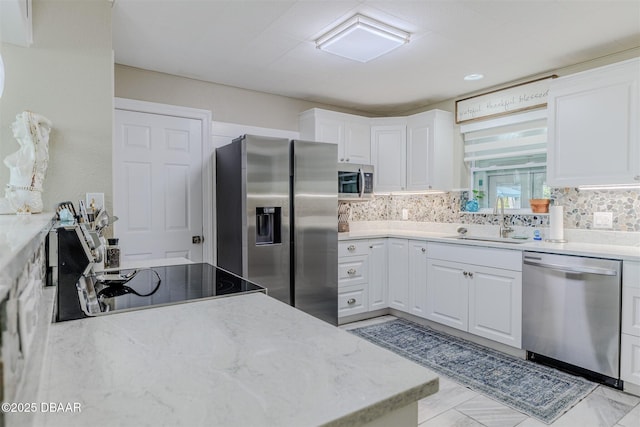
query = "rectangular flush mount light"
xmin=315 ymin=14 xmax=410 ymax=63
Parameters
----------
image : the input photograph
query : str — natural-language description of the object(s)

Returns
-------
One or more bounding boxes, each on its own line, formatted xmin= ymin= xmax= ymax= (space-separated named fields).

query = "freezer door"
xmin=291 ymin=140 xmax=338 ymax=325
xmin=244 ymin=135 xmax=291 ymax=305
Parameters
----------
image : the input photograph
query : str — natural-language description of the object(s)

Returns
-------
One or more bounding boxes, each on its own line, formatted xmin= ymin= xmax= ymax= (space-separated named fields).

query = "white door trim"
xmin=114 ymin=97 xmax=213 ymax=264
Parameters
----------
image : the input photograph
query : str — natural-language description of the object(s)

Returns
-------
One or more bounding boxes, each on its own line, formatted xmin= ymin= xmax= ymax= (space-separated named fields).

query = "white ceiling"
xmin=112 ymin=0 xmax=640 ymax=116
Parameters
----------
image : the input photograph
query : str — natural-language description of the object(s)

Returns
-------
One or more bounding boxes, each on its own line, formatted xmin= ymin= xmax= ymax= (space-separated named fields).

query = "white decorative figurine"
xmin=0 ymin=111 xmax=53 ymax=214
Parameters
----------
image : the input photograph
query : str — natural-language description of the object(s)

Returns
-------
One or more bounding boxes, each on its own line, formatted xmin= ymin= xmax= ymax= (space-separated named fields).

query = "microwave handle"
xmin=359 ymin=168 xmax=365 ymax=198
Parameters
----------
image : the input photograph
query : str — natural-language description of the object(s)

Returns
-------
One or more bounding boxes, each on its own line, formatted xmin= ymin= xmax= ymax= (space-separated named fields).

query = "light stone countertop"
xmin=339 ymin=221 xmax=640 ymax=261
xmin=0 ymin=213 xmax=55 ymax=300
xmin=31 ymin=292 xmax=438 ymax=427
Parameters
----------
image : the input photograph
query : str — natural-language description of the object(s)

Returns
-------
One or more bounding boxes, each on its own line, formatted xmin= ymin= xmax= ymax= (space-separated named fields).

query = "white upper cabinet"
xmin=547 ymin=58 xmax=640 ymax=186
xmin=0 ymin=0 xmax=33 ymax=47
xmin=301 ymin=108 xmax=455 ymax=192
xmin=371 ymin=111 xmax=454 ymax=193
xmin=371 ymin=119 xmax=407 ymax=192
xmin=406 ymin=110 xmax=454 ymax=191
xmin=299 ymin=108 xmax=371 ymax=164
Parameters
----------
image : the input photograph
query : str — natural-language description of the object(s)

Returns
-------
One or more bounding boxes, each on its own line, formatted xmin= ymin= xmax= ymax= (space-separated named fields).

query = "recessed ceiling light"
xmin=464 ymin=73 xmax=484 ymax=81
xmin=315 ymin=14 xmax=410 ymax=63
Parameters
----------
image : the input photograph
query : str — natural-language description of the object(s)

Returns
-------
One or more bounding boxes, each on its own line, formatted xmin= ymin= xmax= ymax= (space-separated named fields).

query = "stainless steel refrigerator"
xmin=216 ymin=135 xmax=338 ymax=324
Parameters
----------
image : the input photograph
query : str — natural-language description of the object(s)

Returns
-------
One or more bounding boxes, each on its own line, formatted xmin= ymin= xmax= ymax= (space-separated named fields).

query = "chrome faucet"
xmin=494 ymin=196 xmax=514 ymax=238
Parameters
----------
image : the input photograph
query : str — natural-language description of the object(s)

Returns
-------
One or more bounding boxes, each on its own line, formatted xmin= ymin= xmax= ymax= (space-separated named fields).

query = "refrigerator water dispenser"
xmin=256 ymin=207 xmax=281 ymax=245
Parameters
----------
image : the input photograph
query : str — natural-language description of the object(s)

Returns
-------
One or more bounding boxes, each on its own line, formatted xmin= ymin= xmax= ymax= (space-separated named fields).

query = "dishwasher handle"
xmin=523 ymin=258 xmax=618 ymax=276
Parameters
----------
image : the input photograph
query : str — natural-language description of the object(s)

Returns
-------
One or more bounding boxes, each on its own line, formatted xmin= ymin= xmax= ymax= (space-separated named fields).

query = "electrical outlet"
xmin=593 ymin=212 xmax=613 ymax=229
xmin=402 ymin=209 xmax=409 ymax=220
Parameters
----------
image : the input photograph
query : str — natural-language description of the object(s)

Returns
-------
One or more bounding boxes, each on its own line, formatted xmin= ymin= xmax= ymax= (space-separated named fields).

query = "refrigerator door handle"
xmin=358 ymin=168 xmax=365 ymax=198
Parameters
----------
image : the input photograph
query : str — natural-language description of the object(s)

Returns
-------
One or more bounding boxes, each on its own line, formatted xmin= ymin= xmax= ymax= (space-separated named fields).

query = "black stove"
xmin=62 ymin=263 xmax=265 ymax=321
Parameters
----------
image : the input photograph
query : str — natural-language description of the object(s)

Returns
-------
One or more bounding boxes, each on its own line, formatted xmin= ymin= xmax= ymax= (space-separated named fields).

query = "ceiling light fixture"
xmin=464 ymin=73 xmax=484 ymax=81
xmin=315 ymin=14 xmax=410 ymax=63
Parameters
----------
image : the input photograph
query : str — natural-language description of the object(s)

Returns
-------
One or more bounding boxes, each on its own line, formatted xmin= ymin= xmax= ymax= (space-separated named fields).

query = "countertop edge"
xmin=322 ymin=380 xmax=439 ymax=427
xmin=0 ymin=213 xmax=55 ymax=300
xmin=338 ymin=229 xmax=640 ymax=261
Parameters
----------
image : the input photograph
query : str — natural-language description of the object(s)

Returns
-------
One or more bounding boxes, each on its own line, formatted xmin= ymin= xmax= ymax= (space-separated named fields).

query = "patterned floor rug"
xmin=348 ymin=318 xmax=597 ymax=424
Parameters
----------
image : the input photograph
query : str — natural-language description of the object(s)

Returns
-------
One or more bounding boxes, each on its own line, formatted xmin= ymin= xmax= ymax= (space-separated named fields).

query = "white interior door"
xmin=114 ymin=109 xmax=204 ymax=263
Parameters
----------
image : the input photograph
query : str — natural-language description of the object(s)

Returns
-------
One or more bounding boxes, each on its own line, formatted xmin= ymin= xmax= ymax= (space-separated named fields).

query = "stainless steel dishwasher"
xmin=522 ymin=251 xmax=622 ymax=388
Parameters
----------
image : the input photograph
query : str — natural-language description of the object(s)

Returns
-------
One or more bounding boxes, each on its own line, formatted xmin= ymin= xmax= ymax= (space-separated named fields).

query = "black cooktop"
xmin=87 ymin=263 xmax=265 ymax=315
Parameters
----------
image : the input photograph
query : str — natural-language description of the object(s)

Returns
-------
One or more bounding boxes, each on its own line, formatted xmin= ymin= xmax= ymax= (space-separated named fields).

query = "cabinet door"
xmin=406 ymin=114 xmax=432 ymax=190
xmin=387 ymin=238 xmax=409 ymax=311
xmin=368 ymin=239 xmax=388 ymax=311
xmin=344 ymin=120 xmax=371 ymax=164
xmin=371 ymin=125 xmax=407 ymax=192
xmin=468 ymin=266 xmax=522 ymax=348
xmin=621 ymin=333 xmax=640 ymax=386
xmin=317 ymin=116 xmax=346 ymax=161
xmin=406 ymin=110 xmax=454 ymax=191
xmin=547 ymin=58 xmax=640 ymax=186
xmin=408 ymin=240 xmax=428 ymax=318
xmin=426 ymin=259 xmax=468 ymax=330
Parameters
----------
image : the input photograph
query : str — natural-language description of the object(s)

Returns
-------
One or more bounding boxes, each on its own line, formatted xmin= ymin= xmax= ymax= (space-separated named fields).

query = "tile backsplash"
xmin=345 ymin=188 xmax=639 ymax=232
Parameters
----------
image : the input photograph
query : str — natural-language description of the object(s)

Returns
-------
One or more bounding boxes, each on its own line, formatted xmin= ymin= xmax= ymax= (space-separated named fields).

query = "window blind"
xmin=461 ymin=110 xmax=547 ymax=163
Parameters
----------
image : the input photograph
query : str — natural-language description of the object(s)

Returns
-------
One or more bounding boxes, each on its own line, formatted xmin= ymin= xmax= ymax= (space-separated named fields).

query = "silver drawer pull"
xmin=347 ymin=268 xmax=356 ymax=275
xmin=347 ymin=298 xmax=356 ymax=305
xmin=347 ymin=245 xmax=356 ymax=252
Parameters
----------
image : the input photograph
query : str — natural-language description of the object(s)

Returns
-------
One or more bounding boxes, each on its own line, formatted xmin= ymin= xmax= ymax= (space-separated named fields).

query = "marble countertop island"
xmin=30 ymin=293 xmax=438 ymax=427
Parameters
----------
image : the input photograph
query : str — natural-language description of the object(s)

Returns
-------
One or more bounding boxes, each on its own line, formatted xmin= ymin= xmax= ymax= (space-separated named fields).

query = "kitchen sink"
xmin=447 ymin=235 xmax=530 ymax=244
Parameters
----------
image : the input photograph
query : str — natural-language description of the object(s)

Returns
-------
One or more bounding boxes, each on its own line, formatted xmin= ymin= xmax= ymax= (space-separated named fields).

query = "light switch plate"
xmin=402 ymin=209 xmax=409 ymax=220
xmin=593 ymin=212 xmax=613 ymax=229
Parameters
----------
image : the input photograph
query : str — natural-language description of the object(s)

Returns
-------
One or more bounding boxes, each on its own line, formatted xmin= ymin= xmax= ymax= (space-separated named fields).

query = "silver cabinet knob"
xmin=340 ymin=158 xmax=344 ymax=162
xmin=346 ymin=158 xmax=350 ymax=162
xmin=347 ymin=298 xmax=356 ymax=305
xmin=347 ymin=245 xmax=356 ymax=252
xmin=468 ymin=272 xmax=474 ymax=278
xmin=347 ymin=268 xmax=356 ymax=276
xmin=463 ymin=271 xmax=468 ymax=277
xmin=369 ymin=245 xmax=374 ymax=249
xmin=421 ymin=247 xmax=426 ymax=253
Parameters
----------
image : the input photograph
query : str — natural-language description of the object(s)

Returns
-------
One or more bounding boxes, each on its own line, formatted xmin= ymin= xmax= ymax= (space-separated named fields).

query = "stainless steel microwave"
xmin=338 ymin=164 xmax=374 ymax=201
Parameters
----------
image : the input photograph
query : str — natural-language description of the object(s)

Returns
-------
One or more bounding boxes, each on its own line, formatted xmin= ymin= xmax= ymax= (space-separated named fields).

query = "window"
xmin=462 ymin=110 xmax=548 ymax=211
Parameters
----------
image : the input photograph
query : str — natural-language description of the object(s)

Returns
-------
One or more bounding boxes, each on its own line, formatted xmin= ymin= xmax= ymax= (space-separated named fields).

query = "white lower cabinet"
xmin=339 ymin=238 xmax=523 ymax=349
xmin=387 ymin=238 xmax=409 ymax=311
xmin=338 ymin=239 xmax=388 ymax=319
xmin=368 ymin=239 xmax=389 ymax=311
xmin=426 ymin=259 xmax=468 ymax=330
xmin=426 ymin=243 xmax=522 ymax=348
xmin=621 ymin=261 xmax=640 ymax=390
xmin=388 ymin=239 xmax=428 ymax=316
xmin=408 ymin=240 xmax=428 ymax=318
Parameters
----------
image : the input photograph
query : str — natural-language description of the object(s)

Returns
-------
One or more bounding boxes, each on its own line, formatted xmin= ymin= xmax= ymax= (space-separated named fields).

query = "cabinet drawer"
xmin=624 ymin=261 xmax=640 ymax=289
xmin=338 ymin=285 xmax=368 ymax=317
xmin=429 ymin=242 xmax=522 ymax=271
xmin=339 ymin=240 xmax=369 ymax=257
xmin=338 ymin=256 xmax=369 ymax=286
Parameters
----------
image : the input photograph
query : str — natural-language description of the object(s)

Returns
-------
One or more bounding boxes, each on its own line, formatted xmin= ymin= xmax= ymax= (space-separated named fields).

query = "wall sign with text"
xmin=455 ymin=76 xmax=556 ymax=124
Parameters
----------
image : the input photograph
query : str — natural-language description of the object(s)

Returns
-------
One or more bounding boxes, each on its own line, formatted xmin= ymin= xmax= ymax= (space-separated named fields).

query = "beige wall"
xmin=115 ymin=65 xmax=374 ymax=131
xmin=0 ymin=0 xmax=113 ymax=214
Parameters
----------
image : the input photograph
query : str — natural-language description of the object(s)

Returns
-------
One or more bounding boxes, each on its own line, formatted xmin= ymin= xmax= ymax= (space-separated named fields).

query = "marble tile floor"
xmin=340 ymin=316 xmax=640 ymax=427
